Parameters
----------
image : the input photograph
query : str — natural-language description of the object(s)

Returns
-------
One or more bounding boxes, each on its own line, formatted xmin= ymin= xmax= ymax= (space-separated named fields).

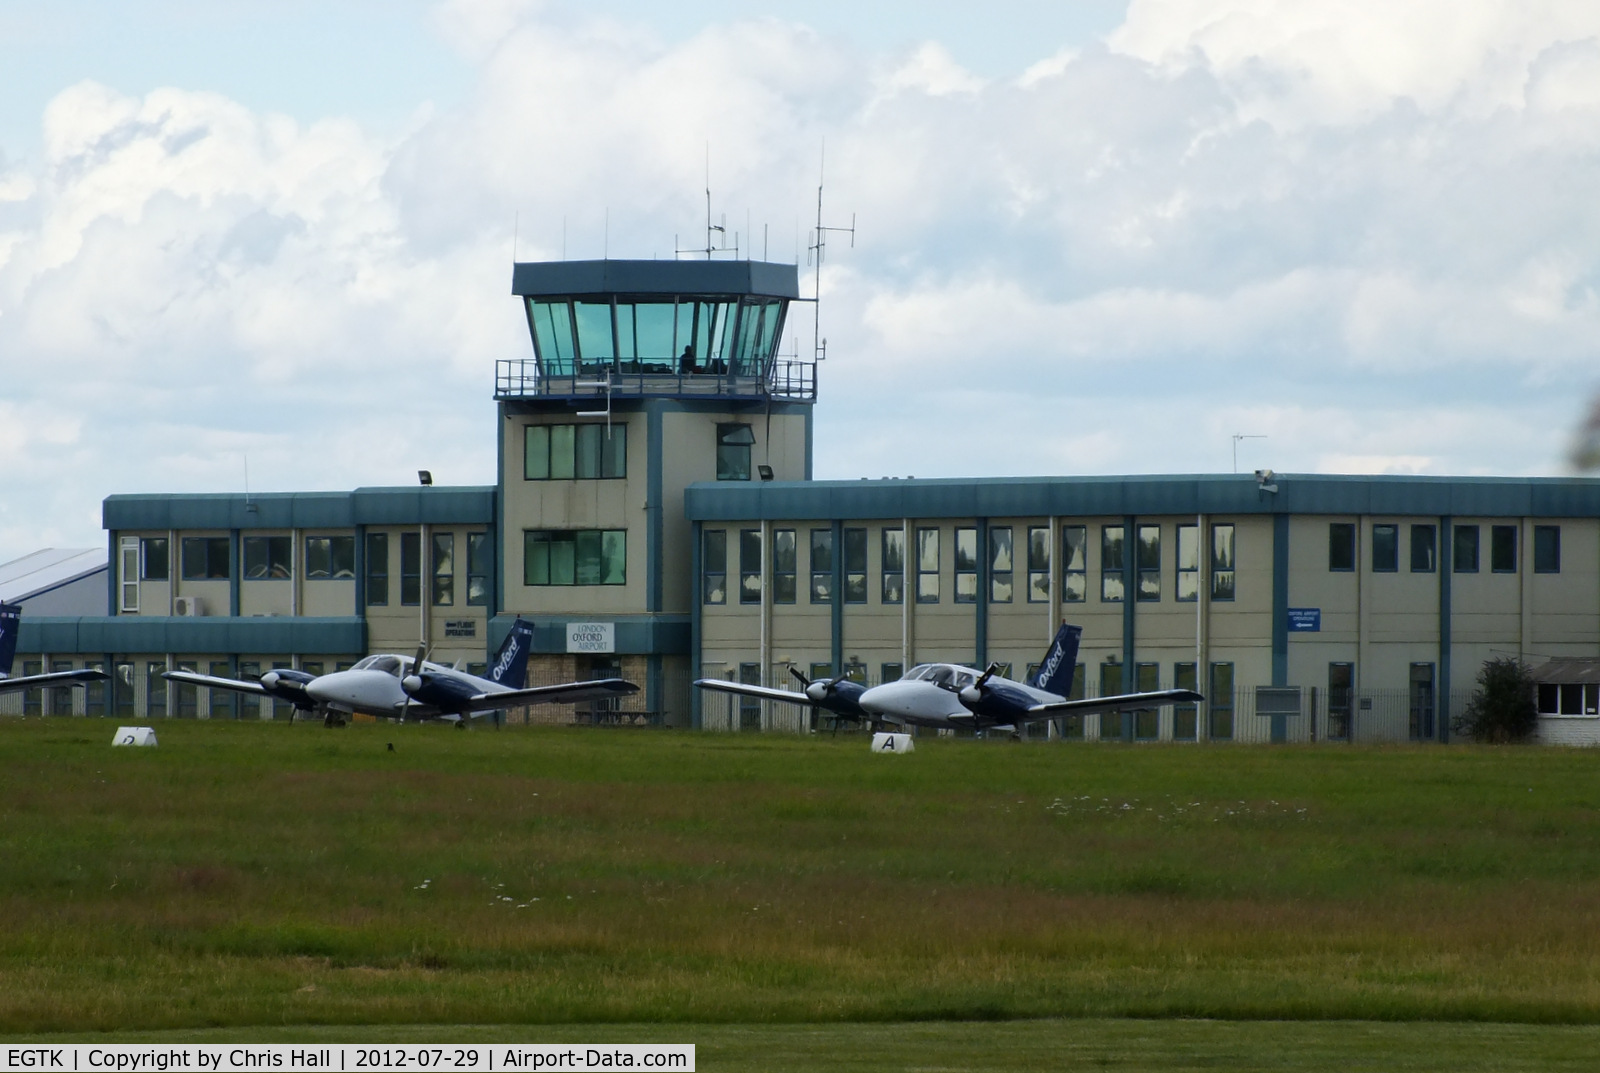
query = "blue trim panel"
xmin=228 ymin=530 xmax=241 ymax=616
xmin=105 ymin=531 xmax=116 ymax=615
xmin=685 ymin=473 xmax=1600 ymax=523
xmin=496 ymin=401 xmax=508 ymax=616
xmin=647 ymin=403 xmax=664 ymax=613
xmin=17 ymin=617 xmax=366 ymax=656
xmin=1271 ymin=513 xmax=1290 ymax=742
xmin=1122 ymin=516 xmax=1136 ymax=710
xmin=804 ymin=406 xmax=814 ymax=482
xmin=1439 ymin=514 xmax=1452 ymax=744
xmin=104 ymin=486 xmax=496 ymax=532
xmin=831 ymin=519 xmax=843 ymax=676
xmin=512 ymin=259 xmax=800 ymax=300
xmin=502 ymin=398 xmax=811 ymax=419
xmin=976 ymin=518 xmax=988 ymax=669
xmin=690 ymin=521 xmax=703 ymax=729
xmin=486 ymin=614 xmax=692 ymax=657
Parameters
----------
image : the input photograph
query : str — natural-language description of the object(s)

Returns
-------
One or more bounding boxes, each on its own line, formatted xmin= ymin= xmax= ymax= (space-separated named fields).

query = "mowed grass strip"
xmin=4 ymin=719 xmax=1600 ymax=1031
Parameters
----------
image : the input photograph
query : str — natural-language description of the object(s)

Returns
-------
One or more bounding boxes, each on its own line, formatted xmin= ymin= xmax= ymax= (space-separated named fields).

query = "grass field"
xmin=5 ymin=718 xmax=1600 ymax=1059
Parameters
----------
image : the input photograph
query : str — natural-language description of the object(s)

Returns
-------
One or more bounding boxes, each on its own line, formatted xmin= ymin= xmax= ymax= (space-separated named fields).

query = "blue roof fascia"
xmin=487 ymin=614 xmax=691 ymax=657
xmin=684 ymin=474 xmax=1600 ymax=522
xmin=104 ymin=487 xmax=495 ymax=532
xmin=512 ymin=259 xmax=800 ymax=300
xmin=17 ymin=616 xmax=367 ymax=655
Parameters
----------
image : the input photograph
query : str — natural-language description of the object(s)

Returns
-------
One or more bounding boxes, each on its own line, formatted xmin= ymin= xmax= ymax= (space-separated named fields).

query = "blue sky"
xmin=2 ymin=0 xmax=1599 ymax=561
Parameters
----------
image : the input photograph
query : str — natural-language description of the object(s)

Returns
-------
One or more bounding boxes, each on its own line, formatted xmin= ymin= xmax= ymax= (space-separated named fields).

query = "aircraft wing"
xmin=0 ymin=668 xmax=109 ymax=695
xmin=693 ymin=679 xmax=816 ymax=705
xmin=161 ymin=670 xmax=270 ymax=696
xmin=468 ymin=677 xmax=640 ymax=710
xmin=1025 ymin=688 xmax=1204 ymax=719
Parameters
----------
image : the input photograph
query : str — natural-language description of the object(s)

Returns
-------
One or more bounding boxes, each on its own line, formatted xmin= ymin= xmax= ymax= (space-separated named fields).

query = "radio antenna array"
xmin=676 ymin=147 xmax=740 ymax=260
xmin=806 ymin=144 xmax=855 ymax=363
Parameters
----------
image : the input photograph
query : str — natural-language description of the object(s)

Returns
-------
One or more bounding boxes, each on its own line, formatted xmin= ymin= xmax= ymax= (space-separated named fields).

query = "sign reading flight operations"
xmin=444 ymin=620 xmax=476 ymax=638
xmin=1287 ymin=608 xmax=1322 ymax=632
xmin=566 ymin=622 xmax=615 ymax=653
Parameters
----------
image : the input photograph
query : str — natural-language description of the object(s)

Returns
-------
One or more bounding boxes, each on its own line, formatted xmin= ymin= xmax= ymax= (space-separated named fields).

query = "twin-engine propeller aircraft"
xmin=857 ymin=623 xmax=1203 ymax=735
xmin=694 ymin=666 xmax=872 ymax=733
xmin=164 ymin=618 xmax=638 ymax=726
xmin=0 ymin=602 xmax=110 ymax=695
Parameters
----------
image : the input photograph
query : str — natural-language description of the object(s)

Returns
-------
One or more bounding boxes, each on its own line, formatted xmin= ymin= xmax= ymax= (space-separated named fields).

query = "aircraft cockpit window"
xmin=928 ymin=667 xmax=955 ymax=689
xmin=905 ymin=665 xmax=934 ymax=681
xmin=367 ymin=655 xmax=402 ymax=676
xmin=351 ymin=655 xmax=378 ymax=670
xmin=953 ymin=670 xmax=976 ymax=690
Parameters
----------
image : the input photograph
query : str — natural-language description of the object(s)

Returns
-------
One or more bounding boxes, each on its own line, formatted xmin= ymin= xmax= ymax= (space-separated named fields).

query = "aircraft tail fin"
xmin=0 ymin=603 xmax=19 ymax=678
xmin=487 ymin=618 xmax=535 ymax=687
xmin=1032 ymin=623 xmax=1082 ymax=696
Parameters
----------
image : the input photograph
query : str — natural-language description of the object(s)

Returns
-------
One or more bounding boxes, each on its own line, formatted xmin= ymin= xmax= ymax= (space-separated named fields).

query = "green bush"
xmin=1453 ymin=657 xmax=1539 ymax=743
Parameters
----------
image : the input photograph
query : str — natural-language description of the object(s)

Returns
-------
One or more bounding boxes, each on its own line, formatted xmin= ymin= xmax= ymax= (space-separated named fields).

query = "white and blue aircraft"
xmin=0 ymin=602 xmax=110 ymax=695
xmin=857 ymin=623 xmax=1203 ymax=735
xmin=165 ymin=618 xmax=638 ymax=726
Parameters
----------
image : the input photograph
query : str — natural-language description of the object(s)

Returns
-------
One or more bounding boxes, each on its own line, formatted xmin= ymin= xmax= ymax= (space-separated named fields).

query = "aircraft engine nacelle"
xmin=258 ymin=668 xmax=319 ymax=709
xmin=957 ymin=680 xmax=1032 ymax=723
xmin=401 ymin=672 xmax=477 ymax=713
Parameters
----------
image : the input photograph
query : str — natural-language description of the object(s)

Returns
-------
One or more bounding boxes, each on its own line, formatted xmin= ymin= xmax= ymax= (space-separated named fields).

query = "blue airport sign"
xmin=1287 ymin=608 xmax=1321 ymax=632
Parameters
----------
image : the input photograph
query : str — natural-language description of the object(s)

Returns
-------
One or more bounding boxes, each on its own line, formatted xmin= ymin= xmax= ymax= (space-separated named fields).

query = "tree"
xmin=1453 ymin=657 xmax=1539 ymax=744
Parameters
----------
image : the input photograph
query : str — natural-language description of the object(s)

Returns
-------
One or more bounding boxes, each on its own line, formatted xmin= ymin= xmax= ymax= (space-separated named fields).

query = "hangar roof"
xmin=684 ymin=473 xmax=1600 ymax=522
xmin=0 ymin=548 xmax=108 ymax=603
xmin=103 ymin=486 xmax=496 ymax=531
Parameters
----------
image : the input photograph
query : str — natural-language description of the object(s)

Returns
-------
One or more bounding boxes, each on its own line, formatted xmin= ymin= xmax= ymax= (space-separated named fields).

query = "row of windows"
xmin=127 ymin=533 xmax=490 ymax=607
xmin=520 ymin=422 xmax=758 ymax=482
xmin=1328 ymin=523 xmax=1562 ymax=574
xmin=702 ymin=524 xmax=1237 ymax=605
xmin=523 ymin=530 xmax=627 ymax=586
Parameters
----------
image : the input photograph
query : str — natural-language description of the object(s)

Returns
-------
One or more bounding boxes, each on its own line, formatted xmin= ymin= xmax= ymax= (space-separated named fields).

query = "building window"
xmin=1410 ymin=524 xmax=1436 ymax=573
xmin=1328 ymin=523 xmax=1355 ymax=572
xmin=236 ymin=661 xmax=260 ymax=720
xmin=1134 ymin=663 xmax=1160 ymax=740
xmin=1176 ymin=525 xmax=1199 ymax=602
xmin=1491 ymin=525 xmax=1517 ymax=573
xmin=1409 ymin=663 xmax=1436 ymax=741
xmin=84 ymin=660 xmax=107 ymax=717
xmin=1062 ymin=525 xmax=1087 ymax=602
xmin=1135 ymin=524 xmax=1160 ymax=601
xmin=1534 ymin=525 xmax=1561 ymax=573
xmin=954 ymin=527 xmax=978 ymax=603
xmin=739 ymin=529 xmax=762 ymax=603
xmin=1026 ymin=525 xmax=1049 ymax=602
xmin=466 ymin=532 xmax=489 ymax=606
xmin=1099 ymin=662 xmax=1124 ymax=740
xmin=141 ymin=537 xmax=169 ymax=580
xmin=882 ymin=528 xmax=905 ymax=605
xmin=400 ymin=533 xmax=421 ymax=604
xmin=146 ymin=661 xmax=167 ymax=718
xmin=702 ymin=529 xmax=727 ymax=604
xmin=1537 ymin=681 xmax=1600 ymax=716
xmin=1173 ymin=663 xmax=1198 ymax=741
xmin=717 ymin=424 xmax=755 ymax=481
xmin=1328 ymin=663 xmax=1353 ymax=741
xmin=809 ymin=529 xmax=833 ymax=603
xmin=772 ymin=529 xmax=797 ymax=603
xmin=738 ymin=662 xmax=761 ymax=730
xmin=916 ymin=528 xmax=940 ymax=603
xmin=119 ymin=537 xmax=139 ymax=611
xmin=1101 ymin=525 xmax=1125 ymax=602
xmin=1209 ymin=663 xmax=1234 ymax=740
xmin=432 ymin=532 xmax=455 ymax=605
xmin=243 ymin=536 xmax=291 ymax=580
xmin=1453 ymin=525 xmax=1479 ymax=573
xmin=366 ymin=532 xmax=389 ymax=606
xmin=523 ymin=529 xmax=626 ymax=586
xmin=989 ymin=526 xmax=1013 ymax=603
xmin=114 ymin=662 xmax=136 ymax=718
xmin=1211 ymin=524 xmax=1235 ymax=600
xmin=843 ymin=528 xmax=867 ymax=603
xmin=208 ymin=660 xmax=234 ymax=719
xmin=306 ymin=536 xmax=355 ymax=580
xmin=1371 ymin=524 xmax=1398 ymax=572
xmin=525 ymin=422 xmax=626 ymax=480
xmin=181 ymin=537 xmax=230 ymax=580
xmin=174 ymin=660 xmax=198 ymax=718
xmin=880 ymin=662 xmax=904 ymax=685
xmin=1055 ymin=661 xmax=1087 ymax=740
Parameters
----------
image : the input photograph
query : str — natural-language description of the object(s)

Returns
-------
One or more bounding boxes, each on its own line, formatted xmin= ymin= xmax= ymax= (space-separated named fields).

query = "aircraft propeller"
xmin=958 ymin=662 xmax=1002 ymax=708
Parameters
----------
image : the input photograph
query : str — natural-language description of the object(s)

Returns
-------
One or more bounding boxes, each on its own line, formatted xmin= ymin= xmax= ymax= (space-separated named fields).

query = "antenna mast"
xmin=807 ymin=143 xmax=856 ymax=364
xmin=676 ymin=146 xmax=739 ymax=260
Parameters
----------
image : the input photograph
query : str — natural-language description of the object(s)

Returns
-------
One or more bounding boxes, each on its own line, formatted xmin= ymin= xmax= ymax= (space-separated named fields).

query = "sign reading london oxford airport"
xmin=566 ymin=622 xmax=615 ymax=653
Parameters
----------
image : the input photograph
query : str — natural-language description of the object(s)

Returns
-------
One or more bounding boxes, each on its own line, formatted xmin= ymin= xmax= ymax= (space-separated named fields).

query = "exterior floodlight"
xmin=758 ymin=465 xmax=774 ymax=481
xmin=418 ymin=470 xmax=433 ymax=486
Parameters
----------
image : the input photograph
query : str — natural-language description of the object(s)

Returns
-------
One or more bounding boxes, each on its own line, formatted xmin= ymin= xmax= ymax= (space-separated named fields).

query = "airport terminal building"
xmin=10 ymin=257 xmax=1600 ymax=743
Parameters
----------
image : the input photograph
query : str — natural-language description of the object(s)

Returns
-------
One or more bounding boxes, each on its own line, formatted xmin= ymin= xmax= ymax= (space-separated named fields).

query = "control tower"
xmin=494 ymin=259 xmax=814 ymax=724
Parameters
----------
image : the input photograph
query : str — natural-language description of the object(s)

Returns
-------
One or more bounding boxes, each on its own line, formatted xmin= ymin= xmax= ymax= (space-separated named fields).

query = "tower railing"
xmin=494 ymin=357 xmax=815 ymax=402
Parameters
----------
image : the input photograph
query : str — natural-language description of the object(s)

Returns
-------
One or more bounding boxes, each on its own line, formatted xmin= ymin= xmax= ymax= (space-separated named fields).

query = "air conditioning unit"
xmin=174 ymin=596 xmax=205 ymax=617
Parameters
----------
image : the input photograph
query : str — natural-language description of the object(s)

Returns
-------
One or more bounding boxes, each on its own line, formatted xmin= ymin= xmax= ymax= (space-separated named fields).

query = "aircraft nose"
xmin=305 ymin=677 xmax=336 ymax=702
xmin=859 ymin=683 xmax=900 ymax=715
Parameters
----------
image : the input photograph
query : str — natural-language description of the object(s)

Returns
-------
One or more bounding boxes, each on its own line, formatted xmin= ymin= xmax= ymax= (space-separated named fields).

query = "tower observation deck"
xmin=496 ymin=259 xmax=813 ymax=403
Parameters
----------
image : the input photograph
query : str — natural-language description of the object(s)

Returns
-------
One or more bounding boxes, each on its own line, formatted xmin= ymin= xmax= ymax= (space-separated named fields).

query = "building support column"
xmin=1122 ymin=514 xmax=1136 ymax=741
xmin=831 ymin=519 xmax=844 ymax=677
xmin=976 ymin=517 xmax=989 ymax=670
xmin=1439 ymin=513 xmax=1452 ymax=744
xmin=690 ymin=520 xmax=703 ymax=730
xmin=1270 ymin=513 xmax=1291 ymax=743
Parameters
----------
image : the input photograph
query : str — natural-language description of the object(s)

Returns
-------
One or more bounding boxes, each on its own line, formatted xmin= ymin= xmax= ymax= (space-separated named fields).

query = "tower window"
xmin=717 ymin=424 xmax=755 ymax=481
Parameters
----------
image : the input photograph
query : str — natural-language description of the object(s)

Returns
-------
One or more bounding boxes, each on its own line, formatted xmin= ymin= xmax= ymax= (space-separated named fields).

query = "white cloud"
xmin=3 ymin=1 xmax=1599 ymax=561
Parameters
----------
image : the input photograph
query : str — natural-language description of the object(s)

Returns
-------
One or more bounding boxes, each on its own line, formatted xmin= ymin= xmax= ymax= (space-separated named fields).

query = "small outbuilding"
xmin=1529 ymin=658 xmax=1600 ymax=745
